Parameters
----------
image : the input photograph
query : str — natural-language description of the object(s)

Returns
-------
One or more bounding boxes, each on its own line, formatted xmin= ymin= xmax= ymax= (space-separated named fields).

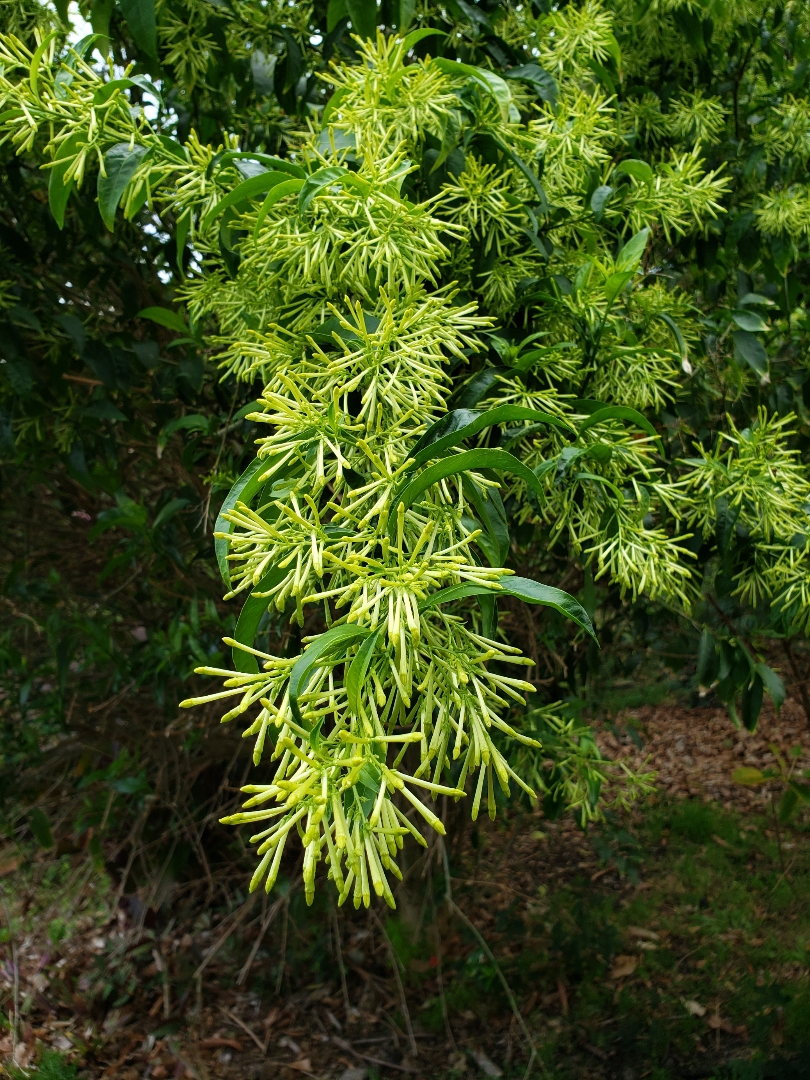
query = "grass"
xmin=0 ymin=797 xmax=808 ymax=1078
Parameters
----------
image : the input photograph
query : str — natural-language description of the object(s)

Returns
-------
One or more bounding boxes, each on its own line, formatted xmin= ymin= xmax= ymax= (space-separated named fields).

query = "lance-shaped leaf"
xmin=755 ymin=662 xmax=785 ymax=713
xmin=212 ymin=150 xmax=305 ymax=179
xmin=411 ymin=405 xmax=571 ymax=467
xmin=615 ymin=227 xmax=650 ymax=271
xmin=289 ymin=624 xmax=372 ymax=729
xmin=389 ymin=448 xmax=548 ymax=534
xmin=463 ymin=476 xmax=509 ymax=566
xmin=214 ymin=456 xmax=290 ymax=587
xmin=48 ymin=132 xmax=82 ymax=228
xmin=233 ymin=567 xmax=290 ymax=673
xmin=577 ymin=406 xmax=663 ymax=454
xmin=202 ymin=171 xmax=293 ymax=230
xmin=733 ymin=330 xmax=768 ymax=376
xmin=420 ymin=577 xmax=597 ymax=641
xmin=346 ymin=628 xmax=382 ymax=716
xmin=119 ymin=0 xmax=157 ymax=57
xmin=254 ymin=178 xmax=305 ymax=236
xmin=97 ymin=143 xmax=149 ymax=231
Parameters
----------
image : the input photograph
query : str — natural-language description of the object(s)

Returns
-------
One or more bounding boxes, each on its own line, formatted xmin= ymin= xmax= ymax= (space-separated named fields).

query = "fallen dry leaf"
xmin=628 ymin=926 xmax=660 ymax=942
xmin=707 ymin=1014 xmax=747 ymax=1036
xmin=289 ymin=1058 xmax=313 ymax=1073
xmin=199 ymin=1037 xmax=242 ymax=1052
xmin=684 ymin=1000 xmax=706 ymax=1017
xmin=610 ymin=955 xmax=637 ymax=979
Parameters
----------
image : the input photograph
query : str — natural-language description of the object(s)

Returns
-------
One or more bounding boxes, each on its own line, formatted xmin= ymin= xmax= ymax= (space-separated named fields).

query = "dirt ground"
xmin=2 ymin=692 xmax=809 ymax=1080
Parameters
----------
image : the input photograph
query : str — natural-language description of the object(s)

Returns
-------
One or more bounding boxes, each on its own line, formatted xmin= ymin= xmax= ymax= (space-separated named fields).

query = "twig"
xmin=218 ymin=1006 xmax=265 ymax=1052
xmin=275 ymin=893 xmax=290 ymax=995
xmin=429 ymin=868 xmax=457 ymax=1051
xmin=330 ymin=899 xmax=352 ymax=1021
xmin=237 ymin=894 xmax=285 ymax=985
xmin=331 ymin=1036 xmax=418 ymax=1073
xmin=440 ymin=840 xmax=541 ymax=1080
xmin=193 ymin=891 xmax=258 ymax=979
xmin=371 ymin=909 xmax=418 ymax=1058
xmin=0 ymin=895 xmax=19 ymax=1052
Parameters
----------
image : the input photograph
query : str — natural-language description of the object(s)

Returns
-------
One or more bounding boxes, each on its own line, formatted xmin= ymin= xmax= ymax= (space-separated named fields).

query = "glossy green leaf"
xmin=233 ymin=567 xmax=289 ymax=673
xmin=389 ymin=448 xmax=548 ymax=533
xmin=138 ymin=306 xmax=190 ymax=334
xmin=577 ymin=405 xmax=663 ymax=453
xmin=253 ymin=178 xmax=305 ymax=236
xmin=615 ymin=159 xmax=654 ymax=184
xmin=397 ymin=0 xmax=418 ymax=31
xmin=93 ymin=75 xmax=162 ymax=106
xmin=289 ymin=624 xmax=371 ymax=730
xmin=202 ymin=171 xmax=293 ymax=230
xmin=410 ymin=405 xmax=571 ymax=467
xmin=97 ymin=143 xmax=149 ymax=231
xmin=615 ymin=227 xmax=650 ymax=272
xmin=731 ymin=309 xmax=768 ymax=332
xmin=213 ymin=151 xmax=305 ymax=179
xmin=420 ymin=576 xmax=596 ymax=641
xmin=299 ymin=166 xmax=350 ymax=215
xmin=434 ymin=59 xmax=512 ymax=124
xmin=503 ymin=63 xmax=557 ymax=106
xmin=463 ymin=476 xmax=509 ymax=566
xmin=590 ymin=184 xmax=613 ymax=218
xmin=696 ymin=628 xmax=717 ymax=686
xmin=29 ymin=807 xmax=54 ymax=849
xmin=119 ymin=0 xmax=157 ymax=57
xmin=733 ymin=330 xmax=768 ymax=376
xmin=346 ymin=0 xmax=377 ymax=38
xmin=48 ymin=133 xmax=81 ymax=229
xmin=215 ymin=457 xmax=273 ymax=587
xmin=754 ymin=662 xmax=785 ymax=713
xmin=346 ymin=627 xmax=382 ymax=716
xmin=741 ymin=671 xmax=764 ymax=732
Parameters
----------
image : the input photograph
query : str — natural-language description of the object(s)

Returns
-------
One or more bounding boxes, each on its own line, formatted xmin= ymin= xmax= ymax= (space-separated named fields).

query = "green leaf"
xmin=577 ymin=405 xmax=663 ymax=453
xmin=397 ymin=0 xmax=417 ymax=31
xmin=389 ymin=448 xmax=549 ymax=534
xmin=615 ymin=227 xmax=650 ymax=271
xmin=731 ymin=309 xmax=768 ymax=332
xmin=327 ymin=0 xmax=348 ymax=31
xmin=604 ymin=270 xmax=635 ymax=305
xmin=411 ymin=405 xmax=571 ymax=467
xmin=289 ymin=625 xmax=371 ymax=731
xmin=434 ymin=59 xmax=512 ymax=124
xmin=212 ymin=151 xmax=305 ymax=179
xmin=90 ymin=0 xmax=115 ymax=42
xmin=157 ymin=413 xmax=211 ymax=451
xmin=30 ymin=31 xmax=58 ymax=101
xmin=463 ymin=476 xmax=509 ymax=566
xmin=138 ymin=306 xmax=190 ymax=334
xmin=151 ymin=497 xmax=189 ymax=532
xmin=503 ymin=63 xmax=557 ymax=106
xmin=97 ymin=143 xmax=149 ymax=231
xmin=732 ymin=766 xmax=765 ymax=785
xmin=201 ymin=171 xmax=293 ymax=230
xmin=233 ymin=567 xmax=289 ymax=673
xmin=119 ymin=0 xmax=157 ymax=57
xmin=346 ymin=627 xmax=382 ymax=716
xmin=655 ymin=312 xmax=689 ymax=366
xmin=253 ymin=177 xmax=305 ymax=236
xmin=696 ymin=629 xmax=717 ymax=686
xmin=733 ymin=330 xmax=768 ymax=376
xmin=420 ymin=577 xmax=597 ymax=641
xmin=93 ymin=75 xmax=162 ymax=106
xmin=214 ymin=458 xmax=272 ymax=587
xmin=298 ymin=166 xmax=351 ymax=216
xmin=175 ymin=208 xmax=190 ymax=270
xmin=778 ymin=788 xmax=799 ymax=824
xmin=590 ymin=184 xmax=613 ymax=218
xmin=741 ymin=671 xmax=764 ymax=732
xmin=29 ymin=807 xmax=54 ymax=849
xmin=346 ymin=0 xmax=377 ymax=38
xmin=491 ymin=135 xmax=547 ymax=211
xmin=48 ymin=133 xmax=82 ymax=229
xmin=615 ymin=159 xmax=654 ymax=184
xmin=754 ymin=662 xmax=785 ymax=713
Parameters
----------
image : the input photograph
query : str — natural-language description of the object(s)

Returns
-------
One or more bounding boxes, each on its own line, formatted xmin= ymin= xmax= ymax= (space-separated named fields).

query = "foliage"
xmin=3 ymin=0 xmax=810 ymax=904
